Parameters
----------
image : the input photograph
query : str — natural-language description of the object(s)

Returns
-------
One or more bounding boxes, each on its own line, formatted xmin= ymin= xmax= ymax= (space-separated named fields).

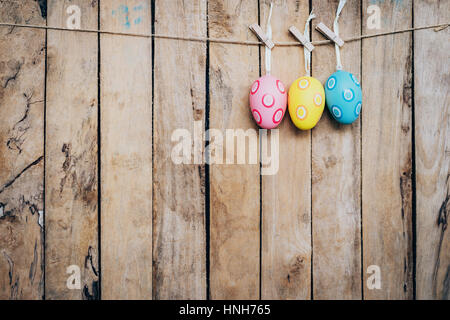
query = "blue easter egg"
xmin=324 ymin=70 xmax=362 ymax=124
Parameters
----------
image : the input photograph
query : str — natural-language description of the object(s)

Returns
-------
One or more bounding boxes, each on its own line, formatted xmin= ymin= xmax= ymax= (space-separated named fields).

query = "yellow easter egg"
xmin=288 ymin=76 xmax=325 ymax=130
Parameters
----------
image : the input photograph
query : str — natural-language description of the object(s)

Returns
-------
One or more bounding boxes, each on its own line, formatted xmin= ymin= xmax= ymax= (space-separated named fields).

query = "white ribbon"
xmin=334 ymin=0 xmax=347 ymax=70
xmin=304 ymin=9 xmax=316 ymax=77
xmin=265 ymin=2 xmax=273 ymax=75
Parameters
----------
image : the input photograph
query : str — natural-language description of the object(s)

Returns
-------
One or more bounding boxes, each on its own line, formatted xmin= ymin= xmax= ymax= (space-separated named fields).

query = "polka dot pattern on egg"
xmin=298 ymin=78 xmax=310 ymax=90
xmin=262 ymin=94 xmax=275 ymax=108
xmin=251 ymin=80 xmax=260 ymax=95
xmin=325 ymin=70 xmax=362 ymax=125
xmin=343 ymin=88 xmax=354 ymax=102
xmin=354 ymin=102 xmax=362 ymax=117
xmin=249 ymin=75 xmax=287 ymax=129
xmin=332 ymin=105 xmax=342 ymax=119
xmin=314 ymin=94 xmax=323 ymax=106
xmin=327 ymin=76 xmax=336 ymax=90
xmin=350 ymin=73 xmax=360 ymax=86
xmin=288 ymin=76 xmax=325 ymax=130
xmin=296 ymin=106 xmax=308 ymax=120
xmin=252 ymin=109 xmax=262 ymax=124
xmin=273 ymin=108 xmax=284 ymax=124
xmin=276 ymin=80 xmax=285 ymax=94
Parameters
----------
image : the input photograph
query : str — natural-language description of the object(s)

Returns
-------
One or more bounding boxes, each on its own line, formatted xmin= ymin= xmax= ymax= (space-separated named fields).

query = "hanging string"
xmin=0 ymin=21 xmax=447 ymax=46
xmin=265 ymin=2 xmax=274 ymax=75
xmin=334 ymin=0 xmax=347 ymax=70
xmin=304 ymin=9 xmax=316 ymax=77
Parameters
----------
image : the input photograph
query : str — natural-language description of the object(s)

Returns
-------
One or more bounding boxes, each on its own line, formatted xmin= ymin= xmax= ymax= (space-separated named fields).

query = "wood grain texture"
xmin=0 ymin=0 xmax=45 ymax=300
xmin=153 ymin=0 xmax=206 ymax=299
xmin=208 ymin=0 xmax=260 ymax=300
xmin=46 ymin=0 xmax=99 ymax=300
xmin=311 ymin=0 xmax=361 ymax=300
xmin=1 ymin=0 xmax=448 ymax=301
xmin=362 ymin=0 xmax=413 ymax=300
xmin=100 ymin=0 xmax=152 ymax=300
xmin=260 ymin=0 xmax=311 ymax=300
xmin=414 ymin=0 xmax=450 ymax=300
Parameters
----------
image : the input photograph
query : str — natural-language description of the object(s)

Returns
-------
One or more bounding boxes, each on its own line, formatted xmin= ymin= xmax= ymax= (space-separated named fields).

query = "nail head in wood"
xmin=315 ymin=22 xmax=344 ymax=47
xmin=249 ymin=23 xmax=275 ymax=49
xmin=289 ymin=26 xmax=315 ymax=51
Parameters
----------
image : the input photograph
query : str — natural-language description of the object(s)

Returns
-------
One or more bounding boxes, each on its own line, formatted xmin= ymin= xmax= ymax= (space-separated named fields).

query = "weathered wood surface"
xmin=153 ymin=0 xmax=207 ymax=299
xmin=261 ymin=0 xmax=311 ymax=300
xmin=45 ymin=0 xmax=99 ymax=299
xmin=100 ymin=0 xmax=153 ymax=300
xmin=362 ymin=0 xmax=413 ymax=299
xmin=414 ymin=0 xmax=450 ymax=300
xmin=0 ymin=0 xmax=449 ymax=301
xmin=209 ymin=0 xmax=260 ymax=300
xmin=311 ymin=0 xmax=362 ymax=300
xmin=0 ymin=0 xmax=45 ymax=300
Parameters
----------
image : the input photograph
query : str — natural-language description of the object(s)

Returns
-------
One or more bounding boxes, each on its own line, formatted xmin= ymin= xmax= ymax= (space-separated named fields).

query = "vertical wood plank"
xmin=261 ymin=0 xmax=311 ymax=300
xmin=362 ymin=0 xmax=413 ymax=300
xmin=208 ymin=0 xmax=260 ymax=300
xmin=415 ymin=0 xmax=450 ymax=300
xmin=100 ymin=0 xmax=152 ymax=299
xmin=311 ymin=0 xmax=361 ymax=300
xmin=0 ymin=0 xmax=45 ymax=300
xmin=153 ymin=0 xmax=206 ymax=299
xmin=46 ymin=0 xmax=99 ymax=300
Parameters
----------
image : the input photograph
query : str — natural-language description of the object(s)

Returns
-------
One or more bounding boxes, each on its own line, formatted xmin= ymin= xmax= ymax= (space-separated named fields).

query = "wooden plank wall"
xmin=311 ymin=0 xmax=361 ymax=300
xmin=100 ymin=0 xmax=153 ymax=299
xmin=261 ymin=0 xmax=311 ymax=300
xmin=362 ymin=0 xmax=413 ymax=300
xmin=209 ymin=0 xmax=260 ymax=300
xmin=0 ymin=0 xmax=45 ymax=300
xmin=0 ymin=0 xmax=449 ymax=300
xmin=153 ymin=0 xmax=207 ymax=299
xmin=414 ymin=0 xmax=450 ymax=300
xmin=45 ymin=0 xmax=99 ymax=299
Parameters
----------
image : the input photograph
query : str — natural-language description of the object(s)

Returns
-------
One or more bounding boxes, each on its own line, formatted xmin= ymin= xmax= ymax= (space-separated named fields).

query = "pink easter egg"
xmin=249 ymin=75 xmax=287 ymax=129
